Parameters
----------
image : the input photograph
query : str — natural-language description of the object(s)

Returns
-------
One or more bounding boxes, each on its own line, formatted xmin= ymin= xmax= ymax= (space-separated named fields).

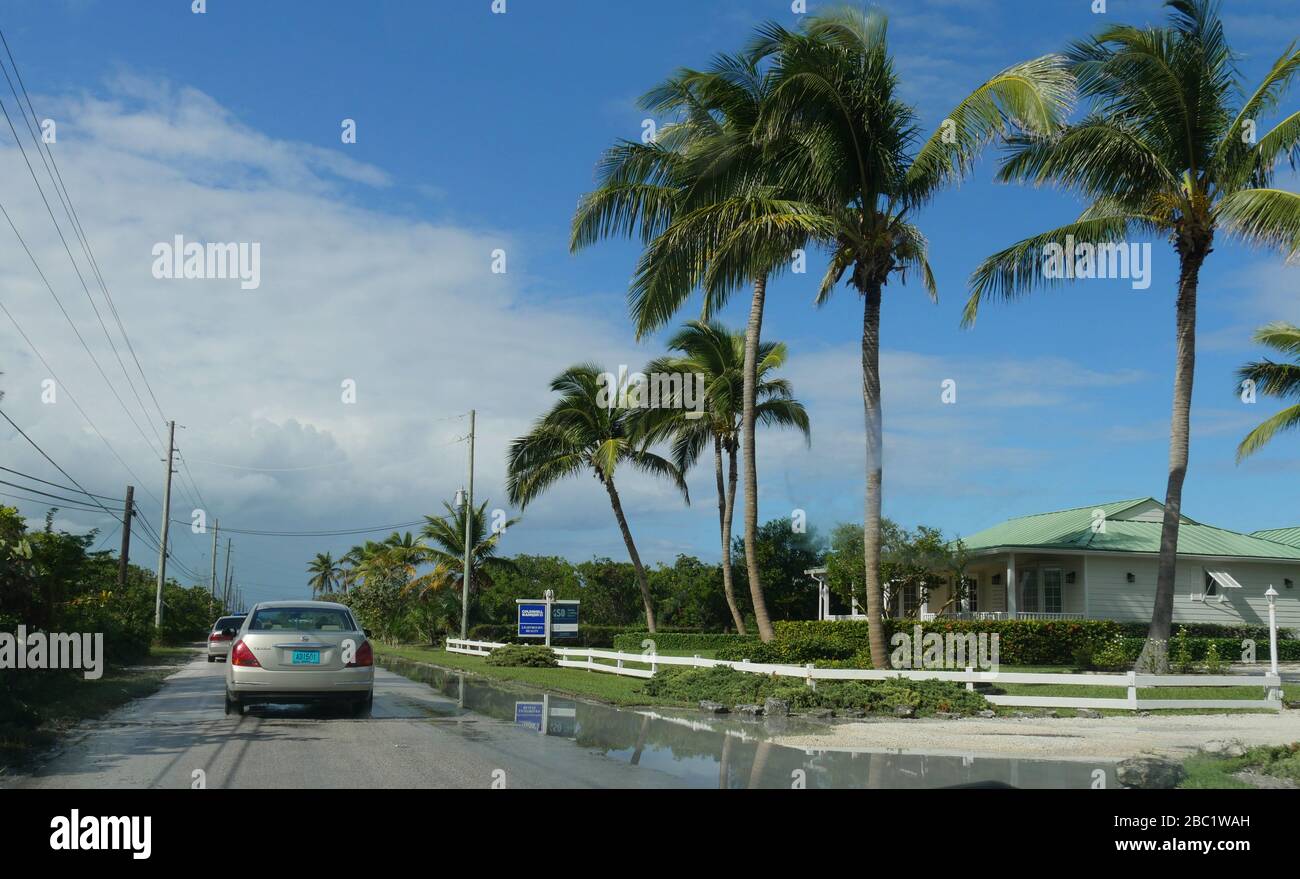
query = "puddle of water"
xmin=381 ymin=657 xmax=1118 ymax=789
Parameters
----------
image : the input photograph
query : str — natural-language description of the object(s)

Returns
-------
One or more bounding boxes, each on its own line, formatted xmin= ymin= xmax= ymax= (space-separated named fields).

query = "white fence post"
xmin=1127 ymin=670 xmax=1138 ymax=710
xmin=805 ymin=663 xmax=816 ymax=690
xmin=965 ymin=666 xmax=974 ymax=692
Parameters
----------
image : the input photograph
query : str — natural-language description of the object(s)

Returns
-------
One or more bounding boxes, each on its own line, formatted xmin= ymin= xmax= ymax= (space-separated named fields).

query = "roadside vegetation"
xmin=1181 ymin=743 xmax=1300 ymax=789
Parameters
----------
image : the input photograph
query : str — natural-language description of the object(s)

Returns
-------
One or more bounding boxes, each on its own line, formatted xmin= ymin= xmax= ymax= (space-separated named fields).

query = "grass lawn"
xmin=377 ymin=645 xmax=1295 ymax=717
xmin=0 ymin=645 xmax=197 ymax=771
xmin=376 ymin=644 xmax=691 ymax=707
xmin=1179 ymin=743 xmax=1300 ymax=789
xmin=986 ymin=666 xmax=1298 ymax=714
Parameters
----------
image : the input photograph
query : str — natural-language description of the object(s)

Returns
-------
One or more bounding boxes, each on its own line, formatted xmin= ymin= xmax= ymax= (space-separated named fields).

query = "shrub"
xmin=640 ymin=665 xmax=987 ymax=716
xmin=1172 ymin=627 xmax=1193 ymax=673
xmin=1204 ymin=640 xmax=1223 ymax=674
xmin=484 ymin=644 xmax=558 ymax=668
xmin=1093 ymin=634 xmax=1139 ymax=670
xmin=612 ymin=632 xmax=761 ymax=654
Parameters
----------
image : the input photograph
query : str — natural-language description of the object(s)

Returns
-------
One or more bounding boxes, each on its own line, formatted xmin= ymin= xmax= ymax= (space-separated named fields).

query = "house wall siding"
xmin=1086 ymin=555 xmax=1300 ymax=631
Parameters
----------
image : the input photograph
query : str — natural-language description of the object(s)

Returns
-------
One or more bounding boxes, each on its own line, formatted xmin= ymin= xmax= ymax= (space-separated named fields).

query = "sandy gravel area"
xmin=769 ymin=710 xmax=1300 ymax=761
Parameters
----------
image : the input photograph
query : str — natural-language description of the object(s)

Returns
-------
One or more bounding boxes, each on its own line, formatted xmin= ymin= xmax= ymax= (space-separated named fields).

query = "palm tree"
xmin=964 ymin=0 xmax=1300 ymax=671
xmin=633 ymin=320 xmax=810 ymax=633
xmin=704 ymin=7 xmax=1069 ymax=666
xmin=406 ymin=500 xmax=519 ymax=623
xmin=572 ymin=52 xmax=802 ymax=642
xmin=1237 ymin=323 xmax=1300 ymax=460
xmin=306 ymin=552 xmax=340 ymax=597
xmin=338 ymin=539 xmax=392 ymax=592
xmin=507 ymin=364 xmax=689 ymax=632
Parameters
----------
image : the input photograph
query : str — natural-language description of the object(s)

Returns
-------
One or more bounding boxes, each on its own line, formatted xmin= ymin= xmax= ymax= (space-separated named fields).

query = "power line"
xmin=0 ymin=92 xmax=163 ymax=460
xmin=0 ymin=406 xmax=123 ymax=525
xmin=0 ymin=478 xmax=121 ymax=508
xmin=0 ymin=300 xmax=162 ymax=507
xmin=0 ymin=28 xmax=172 ymax=435
xmin=0 ymin=488 xmax=114 ymax=514
xmin=0 ymin=465 xmax=125 ymax=502
xmin=164 ymin=516 xmax=450 ymax=538
xmin=0 ymin=32 xmax=166 ymax=456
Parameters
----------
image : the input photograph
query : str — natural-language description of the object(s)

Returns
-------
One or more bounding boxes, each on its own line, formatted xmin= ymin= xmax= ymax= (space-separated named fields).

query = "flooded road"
xmin=382 ymin=657 xmax=1118 ymax=789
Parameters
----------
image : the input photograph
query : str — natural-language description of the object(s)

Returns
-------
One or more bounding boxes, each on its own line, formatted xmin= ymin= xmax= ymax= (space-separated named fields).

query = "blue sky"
xmin=0 ymin=0 xmax=1297 ymax=604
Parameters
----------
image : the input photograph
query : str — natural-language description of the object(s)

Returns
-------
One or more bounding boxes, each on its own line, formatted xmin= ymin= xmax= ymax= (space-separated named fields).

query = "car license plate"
xmin=291 ymin=650 xmax=320 ymax=665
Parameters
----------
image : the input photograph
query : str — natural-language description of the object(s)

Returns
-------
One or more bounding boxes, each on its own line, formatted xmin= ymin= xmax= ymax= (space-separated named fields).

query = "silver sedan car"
xmin=206 ymin=614 xmax=246 ymax=662
xmin=224 ymin=601 xmax=374 ymax=716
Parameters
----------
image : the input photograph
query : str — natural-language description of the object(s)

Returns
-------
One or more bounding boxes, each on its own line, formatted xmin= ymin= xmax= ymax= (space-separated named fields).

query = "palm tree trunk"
xmin=1138 ymin=240 xmax=1209 ymax=674
xmin=717 ymin=438 xmax=745 ymax=634
xmin=603 ymin=475 xmax=656 ymax=633
xmin=743 ymin=273 xmax=774 ymax=641
xmin=862 ymin=278 xmax=887 ymax=670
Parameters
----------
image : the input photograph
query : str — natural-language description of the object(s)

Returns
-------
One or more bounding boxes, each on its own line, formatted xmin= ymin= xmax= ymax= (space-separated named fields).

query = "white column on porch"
xmin=1006 ymin=552 xmax=1017 ymax=620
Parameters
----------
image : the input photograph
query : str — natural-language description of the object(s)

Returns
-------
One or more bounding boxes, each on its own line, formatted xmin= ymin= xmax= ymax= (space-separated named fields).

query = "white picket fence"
xmin=444 ymin=638 xmax=1285 ymax=712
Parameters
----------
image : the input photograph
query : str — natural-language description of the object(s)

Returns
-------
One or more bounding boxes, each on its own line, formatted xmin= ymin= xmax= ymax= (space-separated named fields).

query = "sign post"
xmin=517 ymin=595 xmax=580 ymax=644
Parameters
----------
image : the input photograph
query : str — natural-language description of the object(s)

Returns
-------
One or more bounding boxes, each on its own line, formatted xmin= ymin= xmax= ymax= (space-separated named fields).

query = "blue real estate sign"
xmin=514 ymin=702 xmax=544 ymax=731
xmin=517 ymin=603 xmax=547 ymax=638
xmin=550 ymin=602 xmax=579 ymax=639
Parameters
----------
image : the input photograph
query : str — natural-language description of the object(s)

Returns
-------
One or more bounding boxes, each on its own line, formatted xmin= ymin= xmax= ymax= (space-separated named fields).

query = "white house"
xmin=810 ymin=498 xmax=1300 ymax=631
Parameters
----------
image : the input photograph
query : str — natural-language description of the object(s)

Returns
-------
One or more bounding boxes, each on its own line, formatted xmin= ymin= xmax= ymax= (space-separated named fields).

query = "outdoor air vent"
xmin=1065 ymin=571 xmax=1076 ymax=585
xmin=1126 ymin=572 xmax=1136 ymax=583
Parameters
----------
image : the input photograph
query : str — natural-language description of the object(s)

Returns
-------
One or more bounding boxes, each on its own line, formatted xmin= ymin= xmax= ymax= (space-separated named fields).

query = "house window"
xmin=1018 ymin=569 xmax=1039 ymax=612
xmin=1204 ymin=571 xmax=1218 ymax=598
xmin=901 ymin=584 xmax=919 ymax=618
xmin=963 ymin=577 xmax=978 ymax=613
xmin=1043 ymin=568 xmax=1063 ymax=614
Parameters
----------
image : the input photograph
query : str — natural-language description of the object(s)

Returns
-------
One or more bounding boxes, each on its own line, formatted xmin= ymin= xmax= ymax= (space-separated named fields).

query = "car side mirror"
xmin=222 ymin=627 xmax=237 ymax=638
xmin=363 ymin=629 xmax=373 ymax=639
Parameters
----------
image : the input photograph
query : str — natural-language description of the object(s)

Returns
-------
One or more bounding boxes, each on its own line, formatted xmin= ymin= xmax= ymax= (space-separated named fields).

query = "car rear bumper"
xmin=207 ymin=640 xmax=233 ymax=657
xmin=227 ymin=667 xmax=374 ymax=700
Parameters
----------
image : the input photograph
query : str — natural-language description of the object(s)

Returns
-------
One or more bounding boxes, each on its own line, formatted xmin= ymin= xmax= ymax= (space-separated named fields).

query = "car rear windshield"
xmin=214 ymin=617 xmax=244 ymax=630
xmin=248 ymin=607 xmax=355 ymax=632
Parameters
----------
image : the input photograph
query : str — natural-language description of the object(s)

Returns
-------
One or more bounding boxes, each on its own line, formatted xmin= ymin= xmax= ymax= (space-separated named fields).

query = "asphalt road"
xmin=6 ymin=651 xmax=680 ymax=789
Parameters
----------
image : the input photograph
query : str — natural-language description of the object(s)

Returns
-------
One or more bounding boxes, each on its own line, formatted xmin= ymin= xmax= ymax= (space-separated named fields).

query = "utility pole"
xmin=460 ymin=409 xmax=475 ymax=639
xmin=209 ymin=518 xmax=219 ymax=616
xmin=117 ymin=485 xmax=134 ymax=590
xmin=154 ymin=420 xmax=175 ymax=629
xmin=222 ymin=540 xmax=233 ymax=610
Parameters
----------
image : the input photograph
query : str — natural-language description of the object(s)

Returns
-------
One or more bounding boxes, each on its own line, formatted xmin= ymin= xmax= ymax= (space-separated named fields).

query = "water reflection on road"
xmin=382 ymin=657 xmax=1116 ymax=790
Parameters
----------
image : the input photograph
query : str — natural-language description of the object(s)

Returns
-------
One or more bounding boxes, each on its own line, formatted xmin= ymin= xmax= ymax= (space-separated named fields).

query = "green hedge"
xmin=1113 ymin=636 xmax=1300 ymax=666
xmin=712 ymin=619 xmax=1300 ymax=667
xmin=612 ymin=632 xmax=761 ymax=654
xmin=641 ymin=665 xmax=987 ymax=716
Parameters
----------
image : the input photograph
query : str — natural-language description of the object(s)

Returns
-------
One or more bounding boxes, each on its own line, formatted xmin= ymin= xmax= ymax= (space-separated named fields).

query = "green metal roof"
xmin=960 ymin=498 xmax=1300 ymax=560
xmin=1252 ymin=527 xmax=1300 ymax=549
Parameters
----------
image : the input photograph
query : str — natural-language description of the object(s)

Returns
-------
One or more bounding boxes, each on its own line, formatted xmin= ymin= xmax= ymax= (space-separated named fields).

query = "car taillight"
xmin=209 ymin=632 xmax=220 ymax=641
xmin=231 ymin=639 xmax=261 ymax=667
xmin=347 ymin=640 xmax=373 ymax=668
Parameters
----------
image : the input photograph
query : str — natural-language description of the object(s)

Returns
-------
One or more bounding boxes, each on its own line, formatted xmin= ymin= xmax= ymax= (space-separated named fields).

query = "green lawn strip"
xmin=1179 ymin=744 xmax=1300 ymax=789
xmin=375 ymin=644 xmax=690 ymax=708
xmin=0 ymin=645 xmax=197 ymax=771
